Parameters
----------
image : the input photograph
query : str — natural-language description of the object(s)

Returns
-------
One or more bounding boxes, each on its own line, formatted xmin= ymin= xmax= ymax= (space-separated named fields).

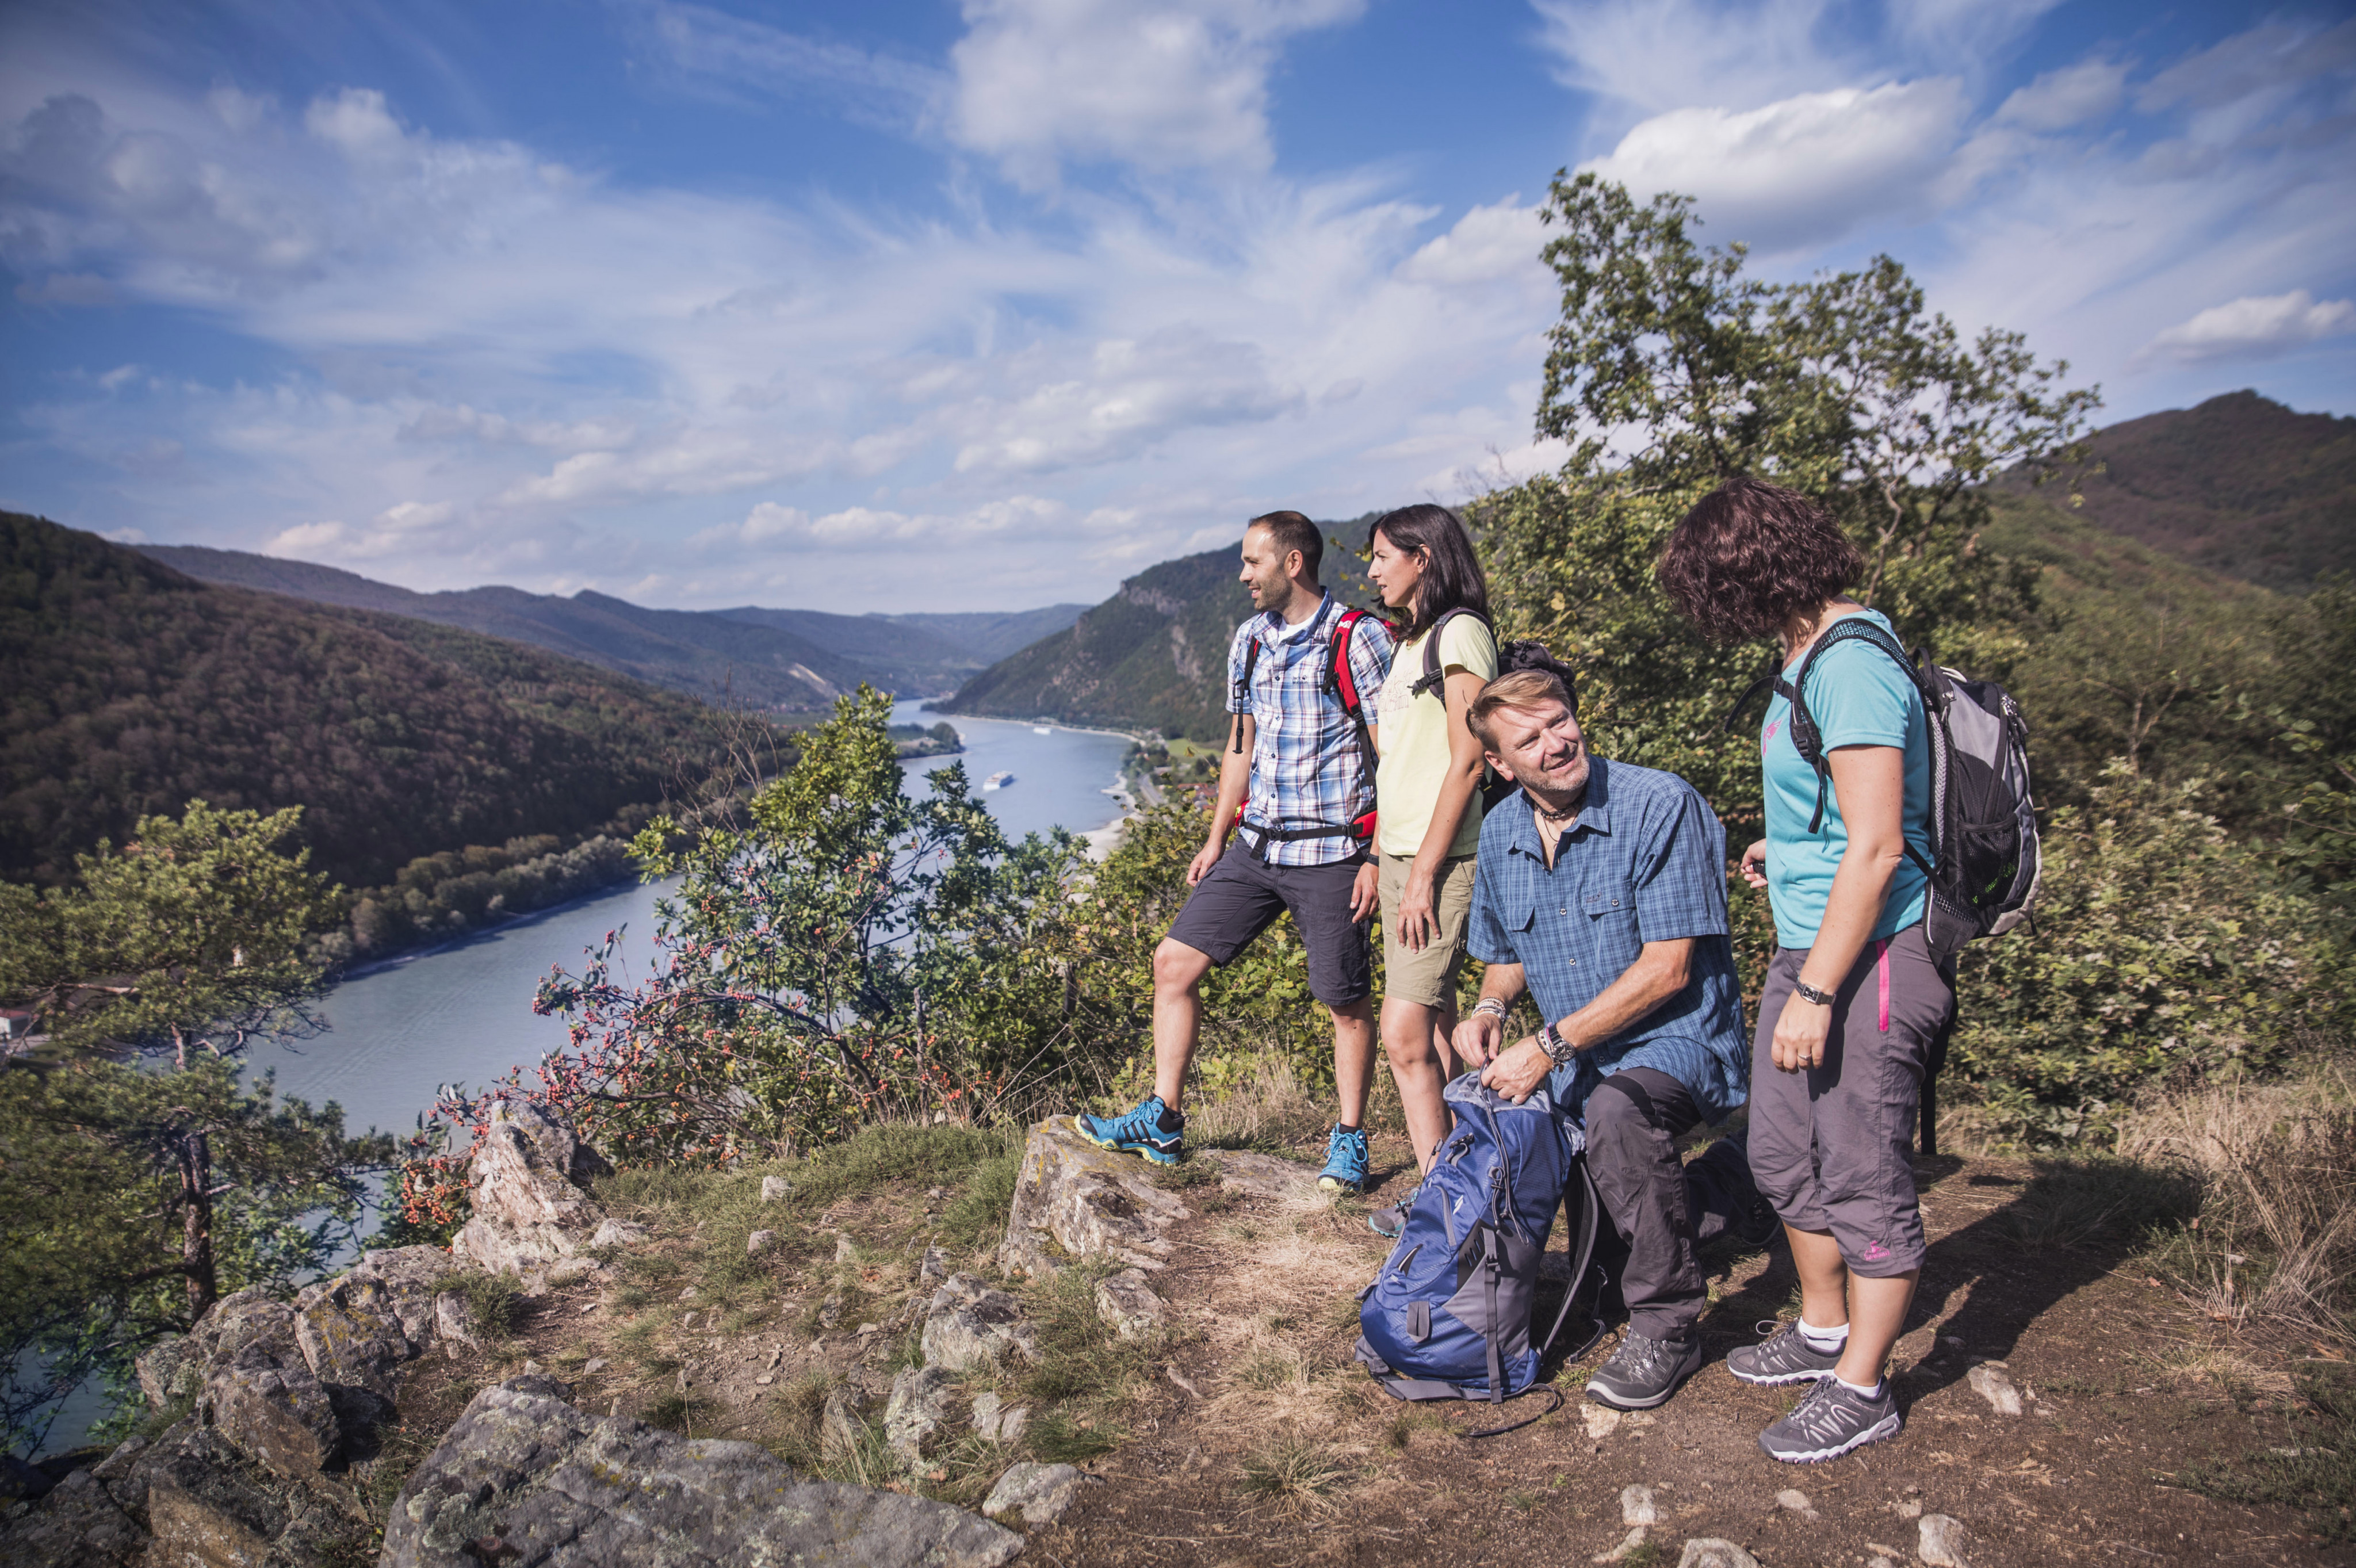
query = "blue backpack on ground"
xmin=1354 ymin=1073 xmax=1603 ymax=1432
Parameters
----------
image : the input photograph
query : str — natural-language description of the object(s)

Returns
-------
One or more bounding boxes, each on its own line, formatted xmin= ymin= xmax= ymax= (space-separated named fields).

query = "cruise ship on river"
xmin=984 ymin=771 xmax=1015 ymax=790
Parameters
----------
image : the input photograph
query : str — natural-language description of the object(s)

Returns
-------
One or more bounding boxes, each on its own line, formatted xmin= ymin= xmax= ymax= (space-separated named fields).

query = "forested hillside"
xmin=4 ymin=515 xmax=743 ymax=889
xmin=2013 ymin=389 xmax=2355 ymax=591
xmin=140 ymin=545 xmax=1086 ymax=705
xmin=939 ymin=525 xmax=1376 ymax=741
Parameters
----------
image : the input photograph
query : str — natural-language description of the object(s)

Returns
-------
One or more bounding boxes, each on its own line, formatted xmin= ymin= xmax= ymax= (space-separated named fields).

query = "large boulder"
xmin=202 ymin=1337 xmax=342 ymax=1483
xmin=0 ymin=1468 xmax=148 ymax=1568
xmin=380 ymin=1379 xmax=1021 ymax=1568
xmin=450 ymin=1102 xmax=615 ymax=1275
xmin=998 ymin=1115 xmax=1320 ymax=1275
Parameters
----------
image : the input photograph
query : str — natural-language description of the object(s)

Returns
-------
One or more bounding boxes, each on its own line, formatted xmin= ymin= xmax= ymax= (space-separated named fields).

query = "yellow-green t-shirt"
xmin=1374 ymin=613 xmax=1500 ymax=859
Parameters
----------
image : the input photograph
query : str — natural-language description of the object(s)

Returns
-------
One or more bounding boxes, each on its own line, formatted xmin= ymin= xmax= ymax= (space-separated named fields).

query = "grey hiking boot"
xmin=1757 ymin=1376 xmax=1902 ymax=1463
xmin=1727 ymin=1320 xmax=1843 ymax=1386
xmin=1584 ymin=1330 xmax=1704 ymax=1410
xmin=1368 ymin=1180 xmax=1420 ymax=1239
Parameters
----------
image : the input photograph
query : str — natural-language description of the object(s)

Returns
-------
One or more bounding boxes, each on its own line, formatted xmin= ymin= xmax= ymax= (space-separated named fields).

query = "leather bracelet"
xmin=1538 ymin=1022 xmax=1578 ymax=1065
xmin=1793 ymin=980 xmax=1836 ymax=1007
xmin=1472 ymin=997 xmax=1509 ymax=1020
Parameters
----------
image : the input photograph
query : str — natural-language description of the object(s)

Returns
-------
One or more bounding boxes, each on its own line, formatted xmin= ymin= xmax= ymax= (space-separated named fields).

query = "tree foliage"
xmin=1483 ymin=173 xmax=2097 ymax=823
xmin=0 ymin=800 xmax=384 ymax=1454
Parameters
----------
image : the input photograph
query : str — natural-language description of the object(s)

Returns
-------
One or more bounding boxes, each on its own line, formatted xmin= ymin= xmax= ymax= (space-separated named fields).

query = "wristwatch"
xmin=1537 ymin=1021 xmax=1578 ymax=1065
xmin=1793 ymin=980 xmax=1836 ymax=1007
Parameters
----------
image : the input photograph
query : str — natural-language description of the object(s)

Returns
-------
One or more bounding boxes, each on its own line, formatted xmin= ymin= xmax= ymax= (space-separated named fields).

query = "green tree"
xmin=1481 ymin=173 xmax=2097 ymax=824
xmin=505 ymin=689 xmax=1078 ymax=1167
xmin=0 ymin=801 xmax=381 ymax=1453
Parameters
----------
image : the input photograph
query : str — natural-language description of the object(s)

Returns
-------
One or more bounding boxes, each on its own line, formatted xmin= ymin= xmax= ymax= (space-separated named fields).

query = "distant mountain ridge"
xmin=5 ymin=515 xmax=740 ymax=889
xmin=938 ymin=521 xmax=1378 ymax=742
xmin=136 ymin=545 xmax=1086 ymax=708
xmin=2023 ymin=389 xmax=2355 ymax=591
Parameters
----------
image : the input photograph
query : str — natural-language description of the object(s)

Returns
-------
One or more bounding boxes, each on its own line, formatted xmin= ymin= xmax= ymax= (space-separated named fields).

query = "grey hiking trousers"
xmin=1585 ymin=1066 xmax=1705 ymax=1342
xmin=1748 ymin=925 xmax=1953 ymax=1277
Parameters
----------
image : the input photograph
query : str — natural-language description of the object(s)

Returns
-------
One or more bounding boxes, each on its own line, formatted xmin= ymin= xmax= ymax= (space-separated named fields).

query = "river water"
xmin=243 ymin=701 xmax=1132 ymax=1140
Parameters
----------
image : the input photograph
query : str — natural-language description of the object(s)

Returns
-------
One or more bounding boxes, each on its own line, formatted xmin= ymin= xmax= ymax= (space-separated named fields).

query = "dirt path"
xmin=1016 ymin=1137 xmax=2344 ymax=1568
xmin=416 ymin=1133 xmax=2344 ymax=1567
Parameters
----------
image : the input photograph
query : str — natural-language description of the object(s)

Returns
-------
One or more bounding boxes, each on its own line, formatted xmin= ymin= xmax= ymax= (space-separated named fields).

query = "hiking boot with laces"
xmin=1317 ymin=1124 xmax=1370 ymax=1193
xmin=1727 ymin=1320 xmax=1843 ymax=1386
xmin=1367 ymin=1180 xmax=1420 ymax=1238
xmin=1584 ymin=1330 xmax=1704 ymax=1410
xmin=1074 ymin=1095 xmax=1183 ymax=1166
xmin=1757 ymin=1375 xmax=1902 ymax=1463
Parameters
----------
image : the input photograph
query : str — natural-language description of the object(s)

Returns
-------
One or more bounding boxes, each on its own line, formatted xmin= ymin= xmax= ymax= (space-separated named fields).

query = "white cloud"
xmin=1530 ymin=0 xmax=1854 ymax=116
xmin=1398 ymin=199 xmax=1548 ymax=286
xmin=1994 ymin=59 xmax=2125 ymax=132
xmin=628 ymin=1 xmax=944 ymax=128
xmin=951 ymin=327 xmax=1298 ymax=474
xmin=1580 ymin=79 xmax=1969 ymax=250
xmin=2143 ymin=290 xmax=2356 ymax=364
xmin=948 ymin=0 xmax=1363 ymax=185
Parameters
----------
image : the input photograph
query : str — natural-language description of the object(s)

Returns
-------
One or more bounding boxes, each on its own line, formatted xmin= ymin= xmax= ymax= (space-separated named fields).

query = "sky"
xmin=2 ymin=1 xmax=2351 ymax=614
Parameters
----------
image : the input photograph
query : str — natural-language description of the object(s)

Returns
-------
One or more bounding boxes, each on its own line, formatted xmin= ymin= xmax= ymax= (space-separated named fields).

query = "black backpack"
xmin=1410 ymin=607 xmax=1574 ymax=813
xmin=1726 ymin=616 xmax=2041 ymax=967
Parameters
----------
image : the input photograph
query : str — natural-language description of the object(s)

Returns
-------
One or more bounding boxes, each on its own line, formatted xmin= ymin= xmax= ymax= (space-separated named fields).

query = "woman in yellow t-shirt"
xmin=1364 ymin=504 xmax=1498 ymax=1196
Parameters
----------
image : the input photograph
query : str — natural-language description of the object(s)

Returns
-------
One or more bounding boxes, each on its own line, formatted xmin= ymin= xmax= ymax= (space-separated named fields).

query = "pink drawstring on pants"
xmin=1874 ymin=938 xmax=1891 ymax=1032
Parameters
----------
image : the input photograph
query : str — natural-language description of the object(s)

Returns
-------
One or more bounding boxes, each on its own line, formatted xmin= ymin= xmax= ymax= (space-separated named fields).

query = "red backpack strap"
xmin=1327 ymin=609 xmax=1368 ymax=720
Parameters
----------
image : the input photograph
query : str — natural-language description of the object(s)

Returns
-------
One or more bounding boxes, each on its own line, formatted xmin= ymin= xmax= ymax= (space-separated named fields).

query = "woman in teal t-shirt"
xmin=1658 ymin=476 xmax=1954 ymax=1467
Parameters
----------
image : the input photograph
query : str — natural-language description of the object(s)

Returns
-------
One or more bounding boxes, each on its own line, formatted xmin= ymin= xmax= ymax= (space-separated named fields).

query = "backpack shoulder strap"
xmin=1786 ymin=617 xmax=1926 ymax=834
xmin=1229 ymin=630 xmax=1263 ymax=755
xmin=1411 ymin=607 xmax=1492 ymax=699
xmin=1535 ymin=1154 xmax=1606 ymax=1366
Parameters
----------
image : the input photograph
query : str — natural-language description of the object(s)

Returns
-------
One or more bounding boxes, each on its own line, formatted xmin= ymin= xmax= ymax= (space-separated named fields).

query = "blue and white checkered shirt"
xmin=1225 ymin=591 xmax=1395 ymax=867
xmin=1467 ymin=757 xmax=1750 ymax=1124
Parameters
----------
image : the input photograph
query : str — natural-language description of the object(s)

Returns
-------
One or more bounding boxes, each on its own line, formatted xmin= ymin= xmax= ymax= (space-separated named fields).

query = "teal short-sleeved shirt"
xmin=1761 ymin=609 xmax=1932 ymax=949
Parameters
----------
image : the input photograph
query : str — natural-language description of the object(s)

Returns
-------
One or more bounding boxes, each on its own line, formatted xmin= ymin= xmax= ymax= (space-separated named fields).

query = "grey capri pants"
xmin=1748 ymin=925 xmax=1954 ymax=1277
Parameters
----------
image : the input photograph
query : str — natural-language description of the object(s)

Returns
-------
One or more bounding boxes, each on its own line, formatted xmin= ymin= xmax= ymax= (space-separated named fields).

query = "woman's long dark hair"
xmin=1367 ymin=504 xmax=1489 ymax=642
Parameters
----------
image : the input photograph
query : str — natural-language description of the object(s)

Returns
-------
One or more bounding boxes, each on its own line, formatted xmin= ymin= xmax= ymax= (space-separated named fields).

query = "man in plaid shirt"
xmin=1079 ymin=511 xmax=1397 ymax=1192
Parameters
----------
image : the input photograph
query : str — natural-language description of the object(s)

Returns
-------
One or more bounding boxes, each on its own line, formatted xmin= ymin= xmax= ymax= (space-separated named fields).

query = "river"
xmin=243 ymin=701 xmax=1133 ymax=1140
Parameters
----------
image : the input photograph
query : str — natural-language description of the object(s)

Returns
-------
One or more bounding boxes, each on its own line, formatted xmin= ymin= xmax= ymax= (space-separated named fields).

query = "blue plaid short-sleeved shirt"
xmin=1225 ymin=591 xmax=1395 ymax=867
xmin=1467 ymin=757 xmax=1750 ymax=1124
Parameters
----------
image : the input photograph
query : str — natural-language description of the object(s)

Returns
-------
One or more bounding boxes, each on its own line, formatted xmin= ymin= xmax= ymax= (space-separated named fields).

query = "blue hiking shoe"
xmin=1318 ymin=1125 xmax=1371 ymax=1194
xmin=1074 ymin=1096 xmax=1183 ymax=1166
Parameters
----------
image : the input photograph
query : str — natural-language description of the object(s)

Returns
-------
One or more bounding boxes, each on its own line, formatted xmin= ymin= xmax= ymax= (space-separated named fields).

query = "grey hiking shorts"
xmin=1164 ymin=845 xmax=1372 ymax=1007
xmin=1748 ymin=925 xmax=1954 ymax=1278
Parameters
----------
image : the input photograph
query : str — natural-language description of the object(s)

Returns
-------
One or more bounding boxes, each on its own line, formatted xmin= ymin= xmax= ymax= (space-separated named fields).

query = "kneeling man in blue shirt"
xmin=1452 ymin=667 xmax=1749 ymax=1412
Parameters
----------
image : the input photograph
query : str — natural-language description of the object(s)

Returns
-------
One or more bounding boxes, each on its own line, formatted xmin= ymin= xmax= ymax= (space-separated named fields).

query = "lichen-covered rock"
xmin=1093 ymin=1268 xmax=1165 ymax=1340
xmin=135 ymin=1337 xmax=203 ymax=1413
xmin=884 ymin=1367 xmax=957 ymax=1467
xmin=968 ymin=1393 xmax=1031 ymax=1444
xmin=0 ymin=1467 xmax=148 ymax=1568
xmin=201 ymin=1337 xmax=342 ymax=1481
xmin=982 ymin=1462 xmax=1087 ymax=1527
xmin=450 ymin=1102 xmax=614 ymax=1276
xmin=920 ymin=1275 xmax=1038 ymax=1372
xmin=998 ymin=1117 xmax=1194 ymax=1275
xmin=379 ymin=1379 xmax=1019 ymax=1568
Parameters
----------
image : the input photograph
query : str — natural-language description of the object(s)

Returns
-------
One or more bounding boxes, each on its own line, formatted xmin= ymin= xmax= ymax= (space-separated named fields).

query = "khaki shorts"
xmin=1378 ymin=852 xmax=1478 ymax=1009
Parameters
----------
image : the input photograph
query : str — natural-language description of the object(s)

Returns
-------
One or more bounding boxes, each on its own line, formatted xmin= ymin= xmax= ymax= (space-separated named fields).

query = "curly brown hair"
xmin=1656 ymin=476 xmax=1862 ymax=643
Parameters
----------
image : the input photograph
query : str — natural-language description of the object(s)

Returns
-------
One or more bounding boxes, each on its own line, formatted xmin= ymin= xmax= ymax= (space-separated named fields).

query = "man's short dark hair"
xmin=1248 ymin=510 xmax=1322 ymax=580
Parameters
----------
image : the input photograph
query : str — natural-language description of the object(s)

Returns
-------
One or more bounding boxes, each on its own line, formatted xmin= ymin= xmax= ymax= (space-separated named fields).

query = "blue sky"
xmin=3 ymin=1 xmax=2351 ymax=612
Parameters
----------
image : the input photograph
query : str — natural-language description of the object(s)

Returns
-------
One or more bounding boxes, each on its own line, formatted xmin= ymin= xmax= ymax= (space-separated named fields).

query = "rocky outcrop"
xmin=1093 ymin=1268 xmax=1165 ymax=1340
xmin=450 ymin=1100 xmax=615 ymax=1275
xmin=982 ymin=1462 xmax=1087 ymax=1528
xmin=884 ymin=1368 xmax=958 ymax=1468
xmin=380 ymin=1378 xmax=1021 ymax=1568
xmin=998 ymin=1115 xmax=1321 ymax=1275
xmin=920 ymin=1275 xmax=1040 ymax=1372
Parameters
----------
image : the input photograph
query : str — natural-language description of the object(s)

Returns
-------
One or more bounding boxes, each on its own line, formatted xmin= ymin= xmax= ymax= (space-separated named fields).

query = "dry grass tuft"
xmin=2118 ymin=1060 xmax=2356 ymax=1350
xmin=1235 ymin=1433 xmax=1355 ymax=1517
